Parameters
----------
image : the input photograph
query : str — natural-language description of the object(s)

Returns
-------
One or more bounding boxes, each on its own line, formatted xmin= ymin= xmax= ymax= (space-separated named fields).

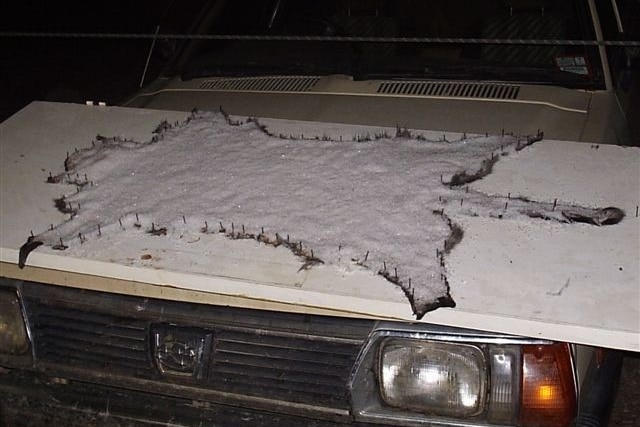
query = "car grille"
xmin=210 ymin=329 xmax=360 ymax=408
xmin=20 ymin=281 xmax=372 ymax=412
xmin=27 ymin=302 xmax=153 ymax=376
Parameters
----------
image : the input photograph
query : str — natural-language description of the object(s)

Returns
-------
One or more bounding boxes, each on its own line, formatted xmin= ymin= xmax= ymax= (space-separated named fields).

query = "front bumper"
xmin=0 ymin=369 xmax=367 ymax=427
xmin=0 ymin=279 xmax=624 ymax=427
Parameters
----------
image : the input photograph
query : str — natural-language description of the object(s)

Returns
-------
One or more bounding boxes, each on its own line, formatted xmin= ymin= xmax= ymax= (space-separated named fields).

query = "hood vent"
xmin=199 ymin=76 xmax=320 ymax=92
xmin=377 ymin=81 xmax=520 ymax=100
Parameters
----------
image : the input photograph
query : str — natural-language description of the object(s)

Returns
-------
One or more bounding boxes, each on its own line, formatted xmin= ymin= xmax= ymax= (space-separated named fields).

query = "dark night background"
xmin=0 ymin=1 xmax=208 ymax=121
xmin=0 ymin=1 xmax=638 ymax=425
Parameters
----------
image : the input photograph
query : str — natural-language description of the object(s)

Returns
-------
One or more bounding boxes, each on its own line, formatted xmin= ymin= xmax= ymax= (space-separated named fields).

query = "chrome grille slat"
xmin=210 ymin=373 xmax=348 ymax=408
xmin=217 ymin=330 xmax=359 ymax=355
xmin=39 ymin=341 xmax=151 ymax=369
xmin=34 ymin=316 xmax=148 ymax=341
xmin=31 ymin=306 xmax=147 ymax=330
xmin=215 ymin=340 xmax=356 ymax=365
xmin=215 ymin=351 xmax=352 ymax=375
xmin=211 ymin=363 xmax=347 ymax=388
xmin=375 ymin=81 xmax=525 ymax=100
xmin=36 ymin=327 xmax=148 ymax=351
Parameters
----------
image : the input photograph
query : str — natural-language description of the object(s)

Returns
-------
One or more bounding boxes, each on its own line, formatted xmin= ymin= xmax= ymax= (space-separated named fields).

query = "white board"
xmin=1 ymin=101 xmax=638 ymax=351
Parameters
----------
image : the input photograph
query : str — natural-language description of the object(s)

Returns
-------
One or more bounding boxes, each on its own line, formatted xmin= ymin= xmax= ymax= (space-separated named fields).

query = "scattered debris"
xmin=547 ymin=278 xmax=571 ymax=296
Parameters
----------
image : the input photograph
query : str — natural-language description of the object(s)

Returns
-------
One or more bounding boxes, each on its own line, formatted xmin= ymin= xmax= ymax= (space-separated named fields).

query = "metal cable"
xmin=1 ymin=31 xmax=639 ymax=46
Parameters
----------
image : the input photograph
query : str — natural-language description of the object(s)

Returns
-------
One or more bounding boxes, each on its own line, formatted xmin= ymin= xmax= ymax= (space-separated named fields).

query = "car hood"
xmin=1 ymin=101 xmax=638 ymax=351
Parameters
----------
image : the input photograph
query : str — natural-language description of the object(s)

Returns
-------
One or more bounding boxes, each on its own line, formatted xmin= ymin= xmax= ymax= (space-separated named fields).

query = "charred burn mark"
xmin=417 ymin=294 xmax=456 ymax=318
xmin=18 ymin=236 xmax=43 ymax=269
xmin=46 ymin=172 xmax=62 ymax=184
xmin=147 ymin=223 xmax=168 ymax=236
xmin=515 ymin=131 xmax=544 ymax=152
xmin=444 ymin=222 xmax=464 ymax=254
xmin=52 ymin=238 xmax=68 ymax=251
xmin=54 ymin=197 xmax=76 ymax=216
xmin=377 ymin=263 xmax=456 ymax=319
xmin=447 ymin=131 xmax=543 ymax=187
xmin=562 ymin=207 xmax=625 ymax=226
xmin=153 ymin=120 xmax=171 ymax=135
xmin=448 ymin=156 xmax=499 ymax=187
xmin=433 ymin=209 xmax=464 ymax=254
xmin=206 ymin=222 xmax=325 ymax=272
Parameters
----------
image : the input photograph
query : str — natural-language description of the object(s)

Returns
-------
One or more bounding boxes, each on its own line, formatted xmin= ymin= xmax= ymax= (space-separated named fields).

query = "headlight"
xmin=352 ymin=327 xmax=577 ymax=427
xmin=379 ymin=339 xmax=487 ymax=417
xmin=0 ymin=289 xmax=29 ymax=355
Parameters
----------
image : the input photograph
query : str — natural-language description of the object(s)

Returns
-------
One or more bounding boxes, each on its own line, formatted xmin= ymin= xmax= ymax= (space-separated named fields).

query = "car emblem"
xmin=152 ymin=325 xmax=212 ymax=380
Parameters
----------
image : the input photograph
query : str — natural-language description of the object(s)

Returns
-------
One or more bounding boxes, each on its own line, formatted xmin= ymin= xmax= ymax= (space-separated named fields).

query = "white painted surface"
xmin=447 ymin=139 xmax=640 ymax=350
xmin=1 ymin=102 xmax=638 ymax=351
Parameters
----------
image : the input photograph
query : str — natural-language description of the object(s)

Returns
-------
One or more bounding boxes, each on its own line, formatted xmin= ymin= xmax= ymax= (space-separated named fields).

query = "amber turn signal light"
xmin=520 ymin=343 xmax=576 ymax=427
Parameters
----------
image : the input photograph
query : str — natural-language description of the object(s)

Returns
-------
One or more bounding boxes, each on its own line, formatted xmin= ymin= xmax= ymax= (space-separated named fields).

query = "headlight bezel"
xmin=349 ymin=323 xmax=557 ymax=426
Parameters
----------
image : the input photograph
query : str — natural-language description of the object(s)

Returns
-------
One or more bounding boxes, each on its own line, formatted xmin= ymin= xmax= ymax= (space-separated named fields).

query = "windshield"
xmin=178 ymin=0 xmax=605 ymax=89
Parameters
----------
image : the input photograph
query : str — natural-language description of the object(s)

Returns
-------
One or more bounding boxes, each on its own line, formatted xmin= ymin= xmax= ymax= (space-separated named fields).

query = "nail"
xmin=183 ymin=215 xmax=186 ymax=224
xmin=364 ymin=251 xmax=369 ymax=262
xmin=553 ymin=198 xmax=557 ymax=211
